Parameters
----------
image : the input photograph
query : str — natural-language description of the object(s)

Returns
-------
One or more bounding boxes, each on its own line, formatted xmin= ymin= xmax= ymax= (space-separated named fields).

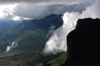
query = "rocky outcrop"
xmin=61 ymin=18 xmax=100 ymax=66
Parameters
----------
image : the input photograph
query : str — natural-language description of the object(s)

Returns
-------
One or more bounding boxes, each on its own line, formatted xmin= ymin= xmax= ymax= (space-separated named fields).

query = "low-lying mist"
xmin=43 ymin=0 xmax=100 ymax=55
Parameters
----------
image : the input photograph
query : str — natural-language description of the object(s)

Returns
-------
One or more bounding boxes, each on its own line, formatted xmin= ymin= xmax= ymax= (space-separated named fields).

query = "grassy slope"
xmin=0 ymin=24 xmax=48 ymax=66
xmin=35 ymin=52 xmax=67 ymax=66
xmin=0 ymin=14 xmax=64 ymax=66
xmin=48 ymin=52 xmax=67 ymax=66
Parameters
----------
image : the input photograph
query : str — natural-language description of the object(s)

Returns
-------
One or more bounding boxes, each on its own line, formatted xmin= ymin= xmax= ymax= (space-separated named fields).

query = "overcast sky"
xmin=0 ymin=0 xmax=94 ymax=5
xmin=0 ymin=0 xmax=95 ymax=20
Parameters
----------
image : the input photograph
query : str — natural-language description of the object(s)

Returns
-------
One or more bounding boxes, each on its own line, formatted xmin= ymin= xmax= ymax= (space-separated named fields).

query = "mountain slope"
xmin=0 ymin=14 xmax=63 ymax=66
xmin=0 ymin=14 xmax=63 ymax=51
xmin=0 ymin=20 xmax=22 ymax=33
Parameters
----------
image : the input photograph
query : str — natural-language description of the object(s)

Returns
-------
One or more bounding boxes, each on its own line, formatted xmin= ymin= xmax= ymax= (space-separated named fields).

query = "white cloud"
xmin=43 ymin=0 xmax=100 ymax=54
xmin=0 ymin=2 xmax=92 ymax=20
xmin=0 ymin=4 xmax=17 ymax=19
xmin=43 ymin=12 xmax=80 ymax=54
xmin=81 ymin=0 xmax=100 ymax=18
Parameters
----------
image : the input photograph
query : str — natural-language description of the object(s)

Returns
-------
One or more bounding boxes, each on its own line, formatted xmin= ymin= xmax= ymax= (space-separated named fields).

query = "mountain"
xmin=61 ymin=18 xmax=100 ymax=66
xmin=0 ymin=20 xmax=22 ymax=33
xmin=0 ymin=14 xmax=63 ymax=51
xmin=0 ymin=14 xmax=63 ymax=66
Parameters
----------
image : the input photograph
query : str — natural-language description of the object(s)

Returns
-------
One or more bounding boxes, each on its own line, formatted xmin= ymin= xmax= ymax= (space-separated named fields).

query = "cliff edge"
xmin=61 ymin=18 xmax=100 ymax=66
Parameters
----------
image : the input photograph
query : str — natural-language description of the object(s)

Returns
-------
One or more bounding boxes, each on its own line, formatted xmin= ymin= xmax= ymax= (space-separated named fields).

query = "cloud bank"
xmin=0 ymin=0 xmax=94 ymax=5
xmin=43 ymin=0 xmax=100 ymax=54
xmin=0 ymin=2 xmax=92 ymax=20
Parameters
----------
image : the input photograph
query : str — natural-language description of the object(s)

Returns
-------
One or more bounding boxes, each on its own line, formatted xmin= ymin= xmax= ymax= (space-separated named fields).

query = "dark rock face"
xmin=61 ymin=18 xmax=100 ymax=66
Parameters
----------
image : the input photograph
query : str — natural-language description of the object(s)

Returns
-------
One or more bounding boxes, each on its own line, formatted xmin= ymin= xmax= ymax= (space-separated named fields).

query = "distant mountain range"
xmin=0 ymin=14 xmax=63 ymax=51
xmin=0 ymin=14 xmax=63 ymax=66
xmin=0 ymin=20 xmax=22 ymax=33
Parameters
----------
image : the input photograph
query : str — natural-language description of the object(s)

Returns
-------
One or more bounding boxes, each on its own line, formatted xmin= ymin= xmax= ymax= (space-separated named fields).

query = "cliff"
xmin=61 ymin=18 xmax=100 ymax=66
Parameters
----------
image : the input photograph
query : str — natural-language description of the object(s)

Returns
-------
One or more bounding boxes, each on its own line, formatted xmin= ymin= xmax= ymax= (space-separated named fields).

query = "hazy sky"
xmin=0 ymin=0 xmax=94 ymax=20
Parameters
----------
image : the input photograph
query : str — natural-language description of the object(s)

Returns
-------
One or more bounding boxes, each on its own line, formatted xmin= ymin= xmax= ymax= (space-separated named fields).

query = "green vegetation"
xmin=0 ymin=21 xmax=49 ymax=66
xmin=35 ymin=52 xmax=67 ymax=66
xmin=0 ymin=14 xmax=64 ymax=66
xmin=48 ymin=52 xmax=67 ymax=66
